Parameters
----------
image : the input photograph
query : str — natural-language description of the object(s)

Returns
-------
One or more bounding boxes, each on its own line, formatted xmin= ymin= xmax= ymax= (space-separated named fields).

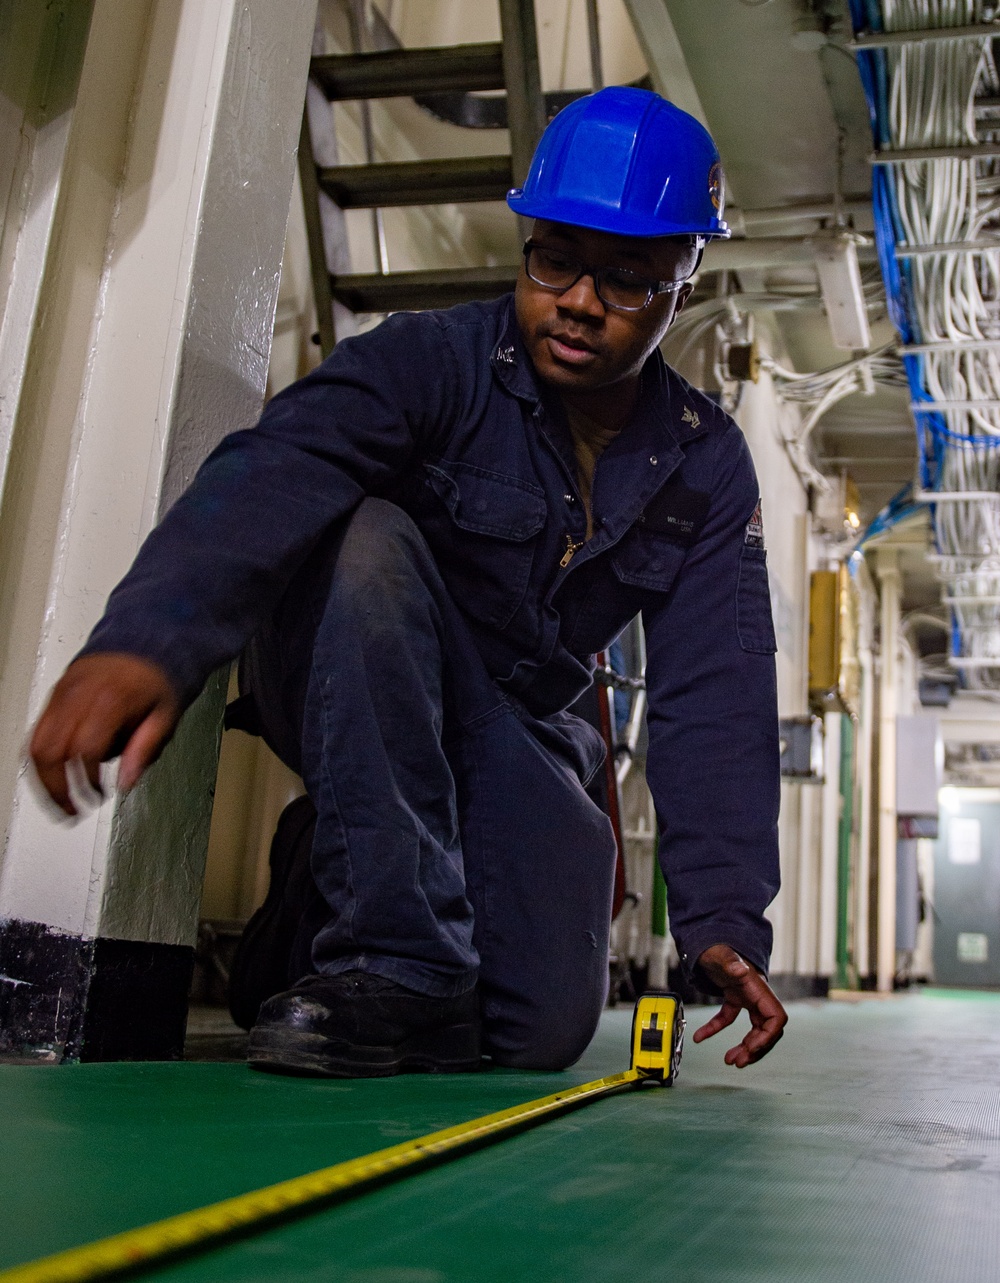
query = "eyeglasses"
xmin=522 ymin=240 xmax=696 ymax=312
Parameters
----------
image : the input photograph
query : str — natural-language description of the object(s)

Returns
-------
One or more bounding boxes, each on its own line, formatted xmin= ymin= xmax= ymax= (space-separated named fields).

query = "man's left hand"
xmin=691 ymin=944 xmax=787 ymax=1067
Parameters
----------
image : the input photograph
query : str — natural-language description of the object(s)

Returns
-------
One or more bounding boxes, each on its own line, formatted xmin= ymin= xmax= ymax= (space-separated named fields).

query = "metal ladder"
xmin=299 ymin=0 xmax=548 ymax=355
xmin=297 ymin=0 xmax=634 ymax=350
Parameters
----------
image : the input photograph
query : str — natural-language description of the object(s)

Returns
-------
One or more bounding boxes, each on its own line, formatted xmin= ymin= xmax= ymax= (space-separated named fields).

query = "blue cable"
xmin=856 ymin=482 xmax=920 ymax=548
xmin=851 ymin=3 xmax=1000 ymax=674
xmin=846 ymin=5 xmax=994 ymax=668
xmin=951 ymin=613 xmax=965 ymax=690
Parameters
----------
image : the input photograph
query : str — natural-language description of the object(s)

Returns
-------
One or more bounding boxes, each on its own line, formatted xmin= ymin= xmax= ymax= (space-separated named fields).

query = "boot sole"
xmin=247 ymin=1021 xmax=481 ymax=1078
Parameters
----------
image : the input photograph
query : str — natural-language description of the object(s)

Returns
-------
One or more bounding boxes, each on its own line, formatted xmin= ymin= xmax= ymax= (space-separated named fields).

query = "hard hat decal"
xmin=709 ymin=162 xmax=725 ymax=214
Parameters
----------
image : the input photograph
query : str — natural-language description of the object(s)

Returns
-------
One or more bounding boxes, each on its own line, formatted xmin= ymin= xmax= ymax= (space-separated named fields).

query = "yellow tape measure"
xmin=0 ymin=992 xmax=684 ymax=1283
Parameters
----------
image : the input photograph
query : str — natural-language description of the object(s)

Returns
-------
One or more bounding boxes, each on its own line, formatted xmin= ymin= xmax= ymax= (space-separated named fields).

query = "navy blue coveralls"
xmin=82 ymin=296 xmax=781 ymax=1067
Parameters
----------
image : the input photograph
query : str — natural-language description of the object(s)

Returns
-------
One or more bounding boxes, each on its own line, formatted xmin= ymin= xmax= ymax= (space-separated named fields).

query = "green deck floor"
xmin=3 ymin=990 xmax=1000 ymax=1282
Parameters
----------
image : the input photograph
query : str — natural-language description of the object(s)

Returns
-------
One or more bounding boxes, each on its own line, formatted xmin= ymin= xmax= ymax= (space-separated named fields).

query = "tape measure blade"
xmin=0 ymin=1071 xmax=639 ymax=1283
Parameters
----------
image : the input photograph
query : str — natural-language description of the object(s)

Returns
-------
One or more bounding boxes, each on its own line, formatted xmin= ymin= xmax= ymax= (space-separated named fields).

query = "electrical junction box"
xmin=779 ymin=716 xmax=825 ymax=782
xmin=808 ymin=565 xmax=860 ymax=716
xmin=813 ymin=232 xmax=872 ymax=351
xmin=919 ymin=676 xmax=957 ymax=708
xmin=725 ymin=341 xmax=760 ymax=383
xmin=896 ymin=715 xmax=941 ymax=819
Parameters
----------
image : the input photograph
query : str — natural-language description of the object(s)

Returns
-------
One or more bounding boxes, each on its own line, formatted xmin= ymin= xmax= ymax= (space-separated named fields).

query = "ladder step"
xmin=311 ymin=43 xmax=505 ymax=102
xmin=318 ymin=155 xmax=513 ymax=209
xmin=330 ymin=266 xmax=519 ymax=313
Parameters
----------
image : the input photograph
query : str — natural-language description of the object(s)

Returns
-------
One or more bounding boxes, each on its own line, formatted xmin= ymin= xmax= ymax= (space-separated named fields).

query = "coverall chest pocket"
xmin=610 ymin=529 xmax=687 ymax=593
xmin=422 ymin=461 xmax=547 ymax=629
xmin=737 ymin=545 xmax=777 ymax=654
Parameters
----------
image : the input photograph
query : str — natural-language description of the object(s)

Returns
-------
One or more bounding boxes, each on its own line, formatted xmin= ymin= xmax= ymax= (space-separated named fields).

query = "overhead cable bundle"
xmin=851 ymin=0 xmax=1000 ymax=689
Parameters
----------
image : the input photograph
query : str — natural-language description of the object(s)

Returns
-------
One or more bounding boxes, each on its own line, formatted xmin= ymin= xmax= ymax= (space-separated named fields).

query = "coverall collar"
xmin=490 ymin=298 xmax=709 ymax=456
xmin=490 ymin=301 xmax=542 ymax=403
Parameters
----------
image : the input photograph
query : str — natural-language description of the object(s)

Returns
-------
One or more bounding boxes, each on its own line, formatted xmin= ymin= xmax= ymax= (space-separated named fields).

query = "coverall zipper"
xmin=560 ymin=534 xmax=585 ymax=568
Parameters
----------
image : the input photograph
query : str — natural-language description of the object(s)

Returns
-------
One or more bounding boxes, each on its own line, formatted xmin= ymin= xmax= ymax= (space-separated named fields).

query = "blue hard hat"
xmin=507 ymin=86 xmax=731 ymax=240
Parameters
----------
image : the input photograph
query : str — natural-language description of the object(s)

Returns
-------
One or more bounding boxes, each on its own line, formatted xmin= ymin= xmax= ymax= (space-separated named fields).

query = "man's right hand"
xmin=29 ymin=653 xmax=181 ymax=816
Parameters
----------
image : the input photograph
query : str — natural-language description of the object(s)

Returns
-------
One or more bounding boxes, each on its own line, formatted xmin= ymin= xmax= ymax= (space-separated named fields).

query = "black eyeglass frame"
xmin=521 ymin=239 xmax=700 ymax=312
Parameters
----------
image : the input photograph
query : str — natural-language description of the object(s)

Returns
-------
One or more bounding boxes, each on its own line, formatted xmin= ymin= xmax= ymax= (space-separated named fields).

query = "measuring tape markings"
xmin=0 ymin=1071 xmax=642 ymax=1283
xmin=1 ymin=992 xmax=683 ymax=1283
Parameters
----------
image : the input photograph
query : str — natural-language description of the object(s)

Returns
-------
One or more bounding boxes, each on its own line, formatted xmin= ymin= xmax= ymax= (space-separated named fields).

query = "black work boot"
xmin=228 ymin=795 xmax=321 ymax=1031
xmin=247 ymin=971 xmax=482 ymax=1077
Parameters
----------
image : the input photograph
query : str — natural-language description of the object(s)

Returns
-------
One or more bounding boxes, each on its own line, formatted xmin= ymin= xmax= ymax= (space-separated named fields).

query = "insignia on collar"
xmin=681 ymin=406 xmax=701 ymax=431
xmin=497 ymin=345 xmax=516 ymax=365
xmin=745 ymin=500 xmax=765 ymax=549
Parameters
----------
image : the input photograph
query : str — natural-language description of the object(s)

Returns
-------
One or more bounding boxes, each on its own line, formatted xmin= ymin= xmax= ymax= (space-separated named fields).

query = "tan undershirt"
xmin=562 ymin=400 xmax=621 ymax=538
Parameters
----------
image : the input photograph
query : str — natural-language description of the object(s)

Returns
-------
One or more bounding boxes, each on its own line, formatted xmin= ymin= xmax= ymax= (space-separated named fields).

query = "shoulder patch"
xmin=745 ymin=500 xmax=765 ymax=549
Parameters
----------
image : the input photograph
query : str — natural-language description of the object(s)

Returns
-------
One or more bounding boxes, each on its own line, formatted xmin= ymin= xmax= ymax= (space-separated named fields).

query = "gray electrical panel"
xmin=933 ymin=796 xmax=1000 ymax=988
xmin=897 ymin=716 xmax=940 ymax=818
xmin=779 ymin=716 xmax=823 ymax=782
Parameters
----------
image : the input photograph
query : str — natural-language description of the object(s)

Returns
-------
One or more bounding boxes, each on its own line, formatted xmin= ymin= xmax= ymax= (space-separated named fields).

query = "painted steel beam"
xmin=822 ymin=457 xmax=916 ymax=468
xmin=872 ymin=142 xmax=1000 ymax=163
xmin=901 ymin=339 xmax=1000 ymax=354
xmin=620 ymin=0 xmax=709 ymax=127
xmin=915 ymin=490 xmax=1000 ymax=502
xmin=702 ymin=237 xmax=877 ymax=271
xmin=738 ymin=198 xmax=872 ymax=229
xmin=895 ymin=239 xmax=1000 ymax=258
xmin=851 ymin=23 xmax=1000 ymax=50
xmin=821 ymin=422 xmax=916 ymax=435
xmin=911 ymin=400 xmax=1000 ymax=412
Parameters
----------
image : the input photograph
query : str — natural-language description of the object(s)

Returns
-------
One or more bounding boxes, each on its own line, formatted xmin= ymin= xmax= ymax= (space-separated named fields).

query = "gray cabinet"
xmin=933 ymin=793 xmax=1000 ymax=988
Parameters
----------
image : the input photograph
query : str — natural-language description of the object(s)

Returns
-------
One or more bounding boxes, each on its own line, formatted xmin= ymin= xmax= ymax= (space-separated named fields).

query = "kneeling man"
xmin=30 ymin=88 xmax=787 ymax=1076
